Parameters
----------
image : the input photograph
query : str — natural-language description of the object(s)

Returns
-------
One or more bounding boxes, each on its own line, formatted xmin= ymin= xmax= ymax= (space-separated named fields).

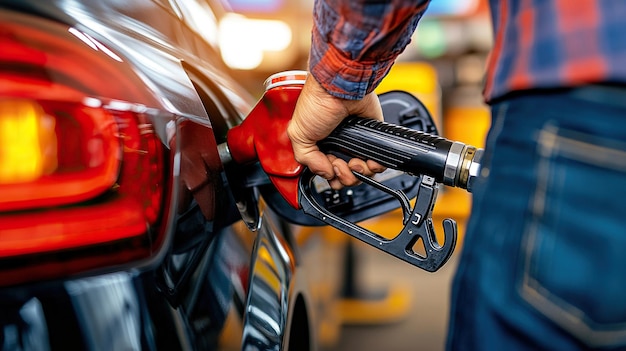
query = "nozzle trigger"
xmin=298 ymin=169 xmax=457 ymax=272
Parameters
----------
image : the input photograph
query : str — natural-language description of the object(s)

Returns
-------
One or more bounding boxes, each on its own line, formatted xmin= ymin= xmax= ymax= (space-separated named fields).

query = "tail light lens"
xmin=0 ymin=98 xmax=120 ymax=212
xmin=0 ymin=11 xmax=171 ymax=286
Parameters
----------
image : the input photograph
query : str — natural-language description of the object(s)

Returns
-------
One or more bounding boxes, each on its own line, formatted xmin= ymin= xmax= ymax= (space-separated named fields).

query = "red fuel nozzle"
xmin=221 ymin=71 xmax=307 ymax=209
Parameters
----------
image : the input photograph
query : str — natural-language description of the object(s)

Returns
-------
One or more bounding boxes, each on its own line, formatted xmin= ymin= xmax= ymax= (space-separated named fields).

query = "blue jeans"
xmin=446 ymin=86 xmax=626 ymax=351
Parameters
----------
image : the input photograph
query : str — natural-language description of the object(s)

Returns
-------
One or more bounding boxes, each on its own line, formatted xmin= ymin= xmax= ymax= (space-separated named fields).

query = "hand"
xmin=287 ymin=75 xmax=386 ymax=189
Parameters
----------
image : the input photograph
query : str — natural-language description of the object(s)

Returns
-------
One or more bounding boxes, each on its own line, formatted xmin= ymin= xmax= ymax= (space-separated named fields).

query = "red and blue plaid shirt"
xmin=310 ymin=0 xmax=626 ymax=103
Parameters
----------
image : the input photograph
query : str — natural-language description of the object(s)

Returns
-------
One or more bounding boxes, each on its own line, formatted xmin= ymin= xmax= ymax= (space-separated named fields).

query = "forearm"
xmin=309 ymin=0 xmax=430 ymax=100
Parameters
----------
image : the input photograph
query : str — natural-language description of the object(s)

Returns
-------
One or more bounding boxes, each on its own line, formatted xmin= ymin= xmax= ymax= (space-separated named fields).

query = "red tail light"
xmin=0 ymin=98 xmax=121 ymax=212
xmin=0 ymin=11 xmax=171 ymax=285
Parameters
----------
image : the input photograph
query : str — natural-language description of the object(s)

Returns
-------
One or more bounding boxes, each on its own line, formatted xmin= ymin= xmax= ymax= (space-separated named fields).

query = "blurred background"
xmin=217 ymin=0 xmax=493 ymax=349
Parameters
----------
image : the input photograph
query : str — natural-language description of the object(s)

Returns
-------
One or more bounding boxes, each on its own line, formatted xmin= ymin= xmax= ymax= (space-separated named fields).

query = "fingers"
xmin=329 ymin=155 xmax=358 ymax=189
xmin=366 ymin=159 xmax=387 ymax=173
xmin=295 ymin=150 xmax=386 ymax=190
xmin=348 ymin=158 xmax=386 ymax=175
xmin=329 ymin=156 xmax=388 ymax=190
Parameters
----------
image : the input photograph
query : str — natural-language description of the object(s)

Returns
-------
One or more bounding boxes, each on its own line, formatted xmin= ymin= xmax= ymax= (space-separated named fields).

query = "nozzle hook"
xmin=299 ymin=169 xmax=457 ymax=272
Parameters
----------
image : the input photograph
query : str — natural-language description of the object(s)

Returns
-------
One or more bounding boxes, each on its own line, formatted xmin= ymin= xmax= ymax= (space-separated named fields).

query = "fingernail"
xmin=352 ymin=166 xmax=364 ymax=174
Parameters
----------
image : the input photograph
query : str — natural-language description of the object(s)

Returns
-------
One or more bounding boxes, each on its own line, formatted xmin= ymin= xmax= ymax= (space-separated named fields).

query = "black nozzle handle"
xmin=319 ymin=116 xmax=467 ymax=187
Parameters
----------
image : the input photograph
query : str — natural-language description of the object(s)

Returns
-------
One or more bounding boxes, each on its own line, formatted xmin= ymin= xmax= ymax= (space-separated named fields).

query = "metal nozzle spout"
xmin=217 ymin=142 xmax=232 ymax=165
xmin=465 ymin=148 xmax=483 ymax=193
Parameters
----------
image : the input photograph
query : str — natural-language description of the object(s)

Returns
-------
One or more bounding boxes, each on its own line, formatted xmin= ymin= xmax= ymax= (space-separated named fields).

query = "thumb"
xmin=287 ymin=117 xmax=336 ymax=180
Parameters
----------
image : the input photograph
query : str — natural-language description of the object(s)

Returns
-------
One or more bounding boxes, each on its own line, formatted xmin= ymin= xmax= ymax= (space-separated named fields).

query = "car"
xmin=0 ymin=0 xmax=427 ymax=350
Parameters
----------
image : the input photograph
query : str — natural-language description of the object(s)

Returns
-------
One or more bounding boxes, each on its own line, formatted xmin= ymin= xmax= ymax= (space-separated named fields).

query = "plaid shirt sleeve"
xmin=309 ymin=0 xmax=431 ymax=100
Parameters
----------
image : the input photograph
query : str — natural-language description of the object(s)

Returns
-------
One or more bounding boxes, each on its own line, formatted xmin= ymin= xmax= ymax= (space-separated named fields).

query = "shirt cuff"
xmin=309 ymin=40 xmax=397 ymax=100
